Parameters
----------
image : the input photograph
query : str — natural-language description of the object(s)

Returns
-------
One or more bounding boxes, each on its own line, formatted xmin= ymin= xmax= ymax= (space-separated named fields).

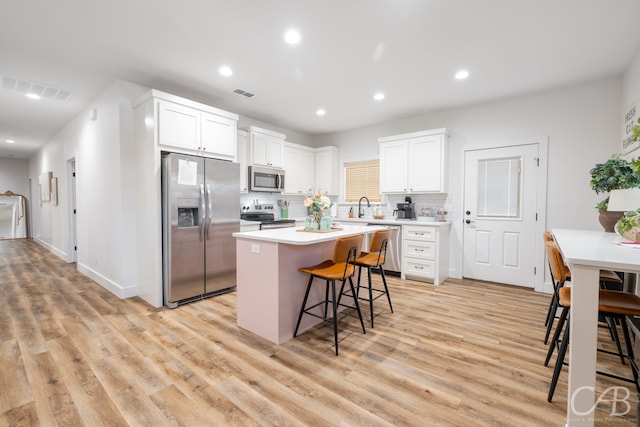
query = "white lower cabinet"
xmin=401 ymin=224 xmax=450 ymax=285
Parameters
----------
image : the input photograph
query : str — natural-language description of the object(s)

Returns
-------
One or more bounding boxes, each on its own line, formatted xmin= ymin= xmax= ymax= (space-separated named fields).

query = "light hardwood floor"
xmin=0 ymin=239 xmax=637 ymax=426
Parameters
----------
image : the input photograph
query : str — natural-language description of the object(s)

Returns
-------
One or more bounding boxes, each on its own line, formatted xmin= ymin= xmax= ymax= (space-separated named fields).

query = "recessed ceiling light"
xmin=316 ymin=109 xmax=326 ymax=116
xmin=374 ymin=92 xmax=385 ymax=101
xmin=219 ymin=66 xmax=233 ymax=77
xmin=284 ymin=29 xmax=301 ymax=45
xmin=6 ymin=139 xmax=15 ymax=144
xmin=455 ymin=70 xmax=470 ymax=80
xmin=26 ymin=93 xmax=41 ymax=99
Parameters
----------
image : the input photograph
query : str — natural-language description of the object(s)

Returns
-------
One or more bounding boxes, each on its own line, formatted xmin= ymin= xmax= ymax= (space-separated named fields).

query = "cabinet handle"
xmin=415 ymin=266 xmax=423 ymax=270
xmin=415 ymin=248 xmax=424 ymax=252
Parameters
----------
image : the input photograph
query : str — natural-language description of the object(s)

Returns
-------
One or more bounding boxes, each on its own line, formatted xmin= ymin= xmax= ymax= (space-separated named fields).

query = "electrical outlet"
xmin=251 ymin=244 xmax=260 ymax=254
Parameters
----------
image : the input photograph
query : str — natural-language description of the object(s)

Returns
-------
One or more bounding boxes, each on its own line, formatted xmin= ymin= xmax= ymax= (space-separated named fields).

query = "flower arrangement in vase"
xmin=616 ymin=208 xmax=640 ymax=242
xmin=304 ymin=189 xmax=334 ymax=230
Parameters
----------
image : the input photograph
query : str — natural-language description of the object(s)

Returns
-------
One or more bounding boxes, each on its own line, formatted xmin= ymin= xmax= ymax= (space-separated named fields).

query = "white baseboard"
xmin=77 ymin=262 xmax=138 ymax=299
xmin=34 ymin=237 xmax=67 ymax=261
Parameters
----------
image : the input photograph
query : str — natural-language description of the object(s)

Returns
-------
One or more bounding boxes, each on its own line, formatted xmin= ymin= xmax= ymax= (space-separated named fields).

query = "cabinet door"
xmin=201 ymin=112 xmax=236 ymax=160
xmin=408 ymin=135 xmax=443 ymax=192
xmin=379 ymin=141 xmax=408 ymax=192
xmin=267 ymin=138 xmax=284 ymax=168
xmin=237 ymin=132 xmax=248 ymax=193
xmin=315 ymin=147 xmax=339 ymax=195
xmin=158 ymin=100 xmax=199 ymax=150
xmin=251 ymin=132 xmax=270 ymax=166
xmin=283 ymin=144 xmax=314 ymax=194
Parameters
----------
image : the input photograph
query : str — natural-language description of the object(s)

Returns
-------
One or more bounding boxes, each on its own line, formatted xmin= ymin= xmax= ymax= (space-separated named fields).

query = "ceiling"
xmin=2 ymin=0 xmax=640 ymax=160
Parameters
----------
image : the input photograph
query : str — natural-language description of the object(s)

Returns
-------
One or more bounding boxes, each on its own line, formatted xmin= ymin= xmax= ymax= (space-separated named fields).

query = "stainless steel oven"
xmin=248 ymin=166 xmax=285 ymax=193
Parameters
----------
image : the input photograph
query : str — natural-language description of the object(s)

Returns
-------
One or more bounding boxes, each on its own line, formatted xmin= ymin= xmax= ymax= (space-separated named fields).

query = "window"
xmin=476 ymin=156 xmax=521 ymax=218
xmin=344 ymin=160 xmax=380 ymax=202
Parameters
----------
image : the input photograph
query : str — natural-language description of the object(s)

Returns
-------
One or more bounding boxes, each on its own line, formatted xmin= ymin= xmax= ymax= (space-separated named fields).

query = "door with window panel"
xmin=463 ymin=144 xmax=539 ymax=287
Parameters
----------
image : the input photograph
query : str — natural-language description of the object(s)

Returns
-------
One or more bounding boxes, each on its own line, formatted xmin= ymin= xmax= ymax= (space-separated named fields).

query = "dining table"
xmin=552 ymin=228 xmax=640 ymax=426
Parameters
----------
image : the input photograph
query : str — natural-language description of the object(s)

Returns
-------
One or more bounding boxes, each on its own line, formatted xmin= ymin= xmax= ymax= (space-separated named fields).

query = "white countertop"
xmin=331 ymin=217 xmax=451 ymax=227
xmin=233 ymin=224 xmax=385 ymax=245
xmin=553 ymin=228 xmax=640 ymax=272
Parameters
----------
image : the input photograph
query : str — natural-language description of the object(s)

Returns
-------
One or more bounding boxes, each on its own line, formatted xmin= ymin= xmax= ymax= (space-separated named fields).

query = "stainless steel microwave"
xmin=248 ymin=165 xmax=285 ymax=192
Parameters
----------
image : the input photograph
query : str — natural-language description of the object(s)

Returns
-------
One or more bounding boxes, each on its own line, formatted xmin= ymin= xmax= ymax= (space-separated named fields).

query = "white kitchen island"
xmin=233 ymin=225 xmax=383 ymax=344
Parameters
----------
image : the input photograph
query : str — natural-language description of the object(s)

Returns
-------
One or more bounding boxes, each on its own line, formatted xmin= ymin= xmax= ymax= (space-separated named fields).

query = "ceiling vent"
xmin=2 ymin=76 xmax=74 ymax=101
xmin=233 ymin=88 xmax=255 ymax=98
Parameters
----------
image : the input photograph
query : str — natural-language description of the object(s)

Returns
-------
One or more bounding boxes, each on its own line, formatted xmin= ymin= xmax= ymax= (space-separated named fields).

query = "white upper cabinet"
xmin=158 ymin=100 xmax=199 ymax=150
xmin=314 ymin=146 xmax=339 ymax=195
xmin=379 ymin=140 xmax=409 ymax=193
xmin=237 ymin=130 xmax=249 ymax=193
xmin=283 ymin=142 xmax=315 ymax=195
xmin=155 ymin=92 xmax=238 ymax=161
xmin=201 ymin=111 xmax=236 ymax=158
xmin=248 ymin=126 xmax=285 ymax=168
xmin=379 ymin=128 xmax=448 ymax=193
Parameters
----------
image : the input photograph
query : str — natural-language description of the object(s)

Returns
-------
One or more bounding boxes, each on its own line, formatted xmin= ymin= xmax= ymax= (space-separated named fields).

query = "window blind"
xmin=344 ymin=160 xmax=380 ymax=202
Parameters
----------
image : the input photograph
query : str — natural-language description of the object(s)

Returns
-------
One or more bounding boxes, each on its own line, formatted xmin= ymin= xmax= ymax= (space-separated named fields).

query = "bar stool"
xmin=545 ymin=286 xmax=640 ymax=402
xmin=543 ymin=237 xmax=623 ymax=345
xmin=293 ymin=234 xmax=366 ymax=356
xmin=343 ymin=228 xmax=393 ymax=327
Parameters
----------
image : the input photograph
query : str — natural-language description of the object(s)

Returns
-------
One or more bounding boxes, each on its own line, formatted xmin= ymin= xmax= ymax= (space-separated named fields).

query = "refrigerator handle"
xmin=206 ymin=184 xmax=213 ymax=240
xmin=199 ymin=184 xmax=206 ymax=241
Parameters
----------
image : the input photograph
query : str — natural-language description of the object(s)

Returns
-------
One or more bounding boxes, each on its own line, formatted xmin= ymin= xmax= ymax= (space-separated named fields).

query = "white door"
xmin=463 ymin=143 xmax=540 ymax=287
xmin=68 ymin=159 xmax=77 ymax=263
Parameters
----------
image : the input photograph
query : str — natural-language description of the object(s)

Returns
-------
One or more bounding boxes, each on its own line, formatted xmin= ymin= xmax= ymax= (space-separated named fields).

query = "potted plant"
xmin=589 ymin=155 xmax=640 ymax=231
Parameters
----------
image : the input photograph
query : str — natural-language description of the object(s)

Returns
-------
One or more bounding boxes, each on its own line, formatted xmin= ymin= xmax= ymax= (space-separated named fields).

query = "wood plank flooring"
xmin=1 ymin=239 xmax=637 ymax=426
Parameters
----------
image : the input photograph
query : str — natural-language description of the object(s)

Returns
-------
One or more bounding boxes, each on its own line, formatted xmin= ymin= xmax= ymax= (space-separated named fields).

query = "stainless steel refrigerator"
xmin=162 ymin=152 xmax=240 ymax=308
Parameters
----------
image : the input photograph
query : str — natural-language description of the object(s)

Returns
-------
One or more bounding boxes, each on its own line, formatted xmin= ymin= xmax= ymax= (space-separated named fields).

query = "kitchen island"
xmin=233 ymin=225 xmax=382 ymax=344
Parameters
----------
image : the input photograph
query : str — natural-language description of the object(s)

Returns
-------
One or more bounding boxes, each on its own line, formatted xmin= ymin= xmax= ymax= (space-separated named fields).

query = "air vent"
xmin=2 ymin=76 xmax=74 ymax=101
xmin=233 ymin=88 xmax=255 ymax=98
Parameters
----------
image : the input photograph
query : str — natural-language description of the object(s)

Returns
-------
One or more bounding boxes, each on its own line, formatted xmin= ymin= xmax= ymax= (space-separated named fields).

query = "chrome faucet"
xmin=358 ymin=196 xmax=370 ymax=218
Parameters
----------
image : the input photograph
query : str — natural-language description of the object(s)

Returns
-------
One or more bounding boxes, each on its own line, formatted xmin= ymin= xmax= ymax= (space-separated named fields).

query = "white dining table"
xmin=552 ymin=228 xmax=640 ymax=426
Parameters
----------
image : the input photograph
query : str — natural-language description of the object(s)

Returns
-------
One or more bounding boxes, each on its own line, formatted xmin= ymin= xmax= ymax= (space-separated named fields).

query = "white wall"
xmin=0 ymin=158 xmax=29 ymax=196
xmin=29 ymin=80 xmax=148 ymax=297
xmin=622 ymin=49 xmax=640 ymax=158
xmin=315 ymin=77 xmax=623 ymax=280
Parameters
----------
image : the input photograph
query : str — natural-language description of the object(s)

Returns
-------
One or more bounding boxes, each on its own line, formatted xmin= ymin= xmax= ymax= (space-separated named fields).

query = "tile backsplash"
xmin=240 ymin=192 xmax=452 ymax=220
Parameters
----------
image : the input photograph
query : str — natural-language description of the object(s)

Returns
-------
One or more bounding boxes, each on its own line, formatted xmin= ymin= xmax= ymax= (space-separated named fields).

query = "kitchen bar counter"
xmin=233 ymin=225 xmax=382 ymax=344
xmin=552 ymin=229 xmax=640 ymax=426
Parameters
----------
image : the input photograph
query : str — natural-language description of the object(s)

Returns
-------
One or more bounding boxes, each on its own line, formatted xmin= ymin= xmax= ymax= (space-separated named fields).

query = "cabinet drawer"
xmin=404 ymin=258 xmax=435 ymax=278
xmin=404 ymin=241 xmax=435 ymax=260
xmin=404 ymin=226 xmax=436 ymax=242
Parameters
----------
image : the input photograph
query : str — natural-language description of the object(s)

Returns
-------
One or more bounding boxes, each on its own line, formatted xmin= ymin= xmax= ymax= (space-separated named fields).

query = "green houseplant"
xmin=589 ymin=155 xmax=640 ymax=231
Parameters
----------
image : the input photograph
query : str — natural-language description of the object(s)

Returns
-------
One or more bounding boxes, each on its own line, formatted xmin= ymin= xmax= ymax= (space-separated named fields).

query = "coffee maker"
xmin=394 ymin=196 xmax=416 ymax=219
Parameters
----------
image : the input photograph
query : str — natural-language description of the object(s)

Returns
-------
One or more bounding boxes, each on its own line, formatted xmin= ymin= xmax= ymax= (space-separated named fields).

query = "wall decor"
xmin=39 ymin=171 xmax=52 ymax=203
xmin=623 ymin=101 xmax=639 ymax=155
xmin=51 ymin=177 xmax=58 ymax=206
